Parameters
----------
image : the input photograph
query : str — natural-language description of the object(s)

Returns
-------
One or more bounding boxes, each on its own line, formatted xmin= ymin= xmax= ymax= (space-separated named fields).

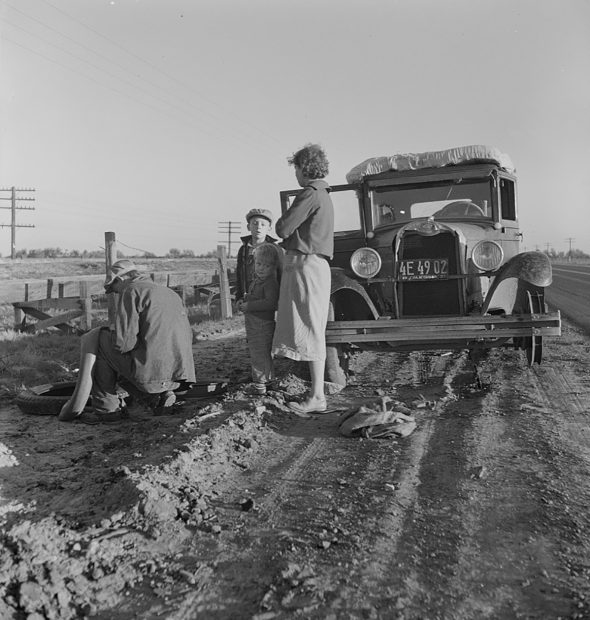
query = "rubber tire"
xmin=15 ymin=380 xmax=229 ymax=415
xmin=524 ymin=290 xmax=544 ymax=366
xmin=15 ymin=382 xmax=81 ymax=415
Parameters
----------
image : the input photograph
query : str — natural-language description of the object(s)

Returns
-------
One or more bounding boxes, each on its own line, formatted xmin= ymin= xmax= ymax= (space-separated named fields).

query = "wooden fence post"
xmin=105 ymin=231 xmax=117 ymax=327
xmin=217 ymin=245 xmax=232 ymax=319
xmin=13 ymin=283 xmax=28 ymax=329
xmin=79 ymin=281 xmax=92 ymax=331
xmin=46 ymin=278 xmax=54 ymax=299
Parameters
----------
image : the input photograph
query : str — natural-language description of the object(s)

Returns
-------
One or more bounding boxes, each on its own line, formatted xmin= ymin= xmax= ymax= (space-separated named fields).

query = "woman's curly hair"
xmin=287 ymin=143 xmax=329 ymax=179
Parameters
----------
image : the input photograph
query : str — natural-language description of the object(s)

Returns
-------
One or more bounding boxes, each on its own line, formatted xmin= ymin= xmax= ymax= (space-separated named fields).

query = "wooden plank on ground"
xmin=32 ymin=309 xmax=84 ymax=332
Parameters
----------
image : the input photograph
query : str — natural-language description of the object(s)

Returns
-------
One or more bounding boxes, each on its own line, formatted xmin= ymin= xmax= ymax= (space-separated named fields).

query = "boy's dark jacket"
xmin=235 ymin=234 xmax=278 ymax=301
xmin=243 ymin=275 xmax=279 ymax=321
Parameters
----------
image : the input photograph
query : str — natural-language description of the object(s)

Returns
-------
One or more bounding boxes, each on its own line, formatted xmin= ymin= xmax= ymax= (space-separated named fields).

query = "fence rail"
xmin=10 ymin=269 xmax=235 ymax=333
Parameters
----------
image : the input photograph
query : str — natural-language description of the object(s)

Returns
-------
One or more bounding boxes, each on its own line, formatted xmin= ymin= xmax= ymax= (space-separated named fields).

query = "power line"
xmin=5 ymin=2 xmax=281 ymax=153
xmin=3 ymin=34 xmax=274 ymax=157
xmin=38 ymin=0 xmax=284 ymax=148
xmin=0 ymin=187 xmax=36 ymax=259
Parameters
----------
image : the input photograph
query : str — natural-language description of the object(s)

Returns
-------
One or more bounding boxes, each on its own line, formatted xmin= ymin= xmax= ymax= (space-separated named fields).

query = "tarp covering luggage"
xmin=345 ymin=144 xmax=515 ymax=184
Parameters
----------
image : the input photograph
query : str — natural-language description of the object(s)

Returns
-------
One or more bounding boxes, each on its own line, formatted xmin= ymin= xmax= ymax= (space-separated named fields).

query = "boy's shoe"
xmin=254 ymin=383 xmax=267 ymax=395
xmin=243 ymin=383 xmax=267 ymax=396
xmin=264 ymin=380 xmax=280 ymax=392
xmin=151 ymin=390 xmax=184 ymax=416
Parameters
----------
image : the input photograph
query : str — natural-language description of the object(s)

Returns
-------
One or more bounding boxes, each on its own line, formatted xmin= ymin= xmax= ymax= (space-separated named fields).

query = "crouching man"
xmin=59 ymin=259 xmax=196 ymax=424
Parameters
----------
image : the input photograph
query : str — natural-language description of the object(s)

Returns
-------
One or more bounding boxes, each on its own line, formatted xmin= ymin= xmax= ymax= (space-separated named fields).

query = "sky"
xmin=1 ymin=0 xmax=589 ymax=259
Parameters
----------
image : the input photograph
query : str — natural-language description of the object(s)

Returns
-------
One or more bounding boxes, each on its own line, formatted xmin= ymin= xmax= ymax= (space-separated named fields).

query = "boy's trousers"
xmin=244 ymin=314 xmax=275 ymax=385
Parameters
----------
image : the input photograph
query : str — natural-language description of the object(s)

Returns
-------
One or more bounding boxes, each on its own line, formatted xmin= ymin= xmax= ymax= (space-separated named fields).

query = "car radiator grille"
xmin=397 ymin=231 xmax=463 ymax=317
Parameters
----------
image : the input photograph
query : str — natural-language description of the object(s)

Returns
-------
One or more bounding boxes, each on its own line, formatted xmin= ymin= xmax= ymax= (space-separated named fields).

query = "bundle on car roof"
xmin=345 ymin=144 xmax=515 ymax=184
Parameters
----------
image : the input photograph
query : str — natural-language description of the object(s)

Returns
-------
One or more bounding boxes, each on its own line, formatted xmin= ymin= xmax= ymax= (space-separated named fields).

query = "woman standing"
xmin=272 ymin=143 xmax=334 ymax=414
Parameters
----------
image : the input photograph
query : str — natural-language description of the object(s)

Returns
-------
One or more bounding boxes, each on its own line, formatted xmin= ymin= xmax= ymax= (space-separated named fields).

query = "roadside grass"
xmin=0 ymin=331 xmax=81 ymax=398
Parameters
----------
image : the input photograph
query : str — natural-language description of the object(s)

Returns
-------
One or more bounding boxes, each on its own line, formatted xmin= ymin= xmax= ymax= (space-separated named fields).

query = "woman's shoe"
xmin=287 ymin=398 xmax=327 ymax=414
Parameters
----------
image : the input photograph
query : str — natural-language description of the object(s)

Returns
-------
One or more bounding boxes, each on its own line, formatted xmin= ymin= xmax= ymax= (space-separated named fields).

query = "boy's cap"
xmin=246 ymin=208 xmax=273 ymax=224
xmin=104 ymin=259 xmax=137 ymax=286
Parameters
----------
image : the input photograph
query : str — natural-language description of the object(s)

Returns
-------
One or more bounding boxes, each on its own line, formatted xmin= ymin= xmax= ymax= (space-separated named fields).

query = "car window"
xmin=500 ymin=178 xmax=516 ymax=221
xmin=281 ymin=187 xmax=361 ymax=234
xmin=371 ymin=179 xmax=493 ymax=227
xmin=332 ymin=188 xmax=362 ymax=233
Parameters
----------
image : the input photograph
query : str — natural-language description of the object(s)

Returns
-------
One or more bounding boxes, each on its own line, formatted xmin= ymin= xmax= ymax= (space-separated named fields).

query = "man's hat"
xmin=104 ymin=259 xmax=137 ymax=286
xmin=245 ymin=208 xmax=273 ymax=224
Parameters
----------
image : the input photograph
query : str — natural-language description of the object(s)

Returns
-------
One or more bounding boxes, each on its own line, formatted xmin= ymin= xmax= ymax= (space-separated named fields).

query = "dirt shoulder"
xmin=1 ymin=320 xmax=590 ymax=619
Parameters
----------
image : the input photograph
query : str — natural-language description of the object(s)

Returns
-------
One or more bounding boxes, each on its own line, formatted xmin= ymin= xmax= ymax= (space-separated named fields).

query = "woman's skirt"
xmin=271 ymin=253 xmax=330 ymax=362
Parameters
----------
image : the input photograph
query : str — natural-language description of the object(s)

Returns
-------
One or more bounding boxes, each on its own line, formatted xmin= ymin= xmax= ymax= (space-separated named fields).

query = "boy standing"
xmin=237 ymin=243 xmax=280 ymax=395
xmin=235 ymin=208 xmax=278 ymax=304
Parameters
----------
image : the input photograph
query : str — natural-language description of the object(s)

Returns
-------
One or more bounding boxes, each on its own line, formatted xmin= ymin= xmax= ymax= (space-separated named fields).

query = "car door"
xmin=279 ymin=184 xmax=363 ymax=271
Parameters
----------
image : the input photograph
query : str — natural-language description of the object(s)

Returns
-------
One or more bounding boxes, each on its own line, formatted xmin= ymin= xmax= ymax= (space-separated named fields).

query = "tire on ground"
xmin=15 ymin=382 xmax=78 ymax=415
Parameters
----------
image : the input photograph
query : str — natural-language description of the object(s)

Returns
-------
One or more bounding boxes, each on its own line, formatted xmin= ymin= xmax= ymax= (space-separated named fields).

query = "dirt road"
xmin=1 ymin=319 xmax=590 ymax=619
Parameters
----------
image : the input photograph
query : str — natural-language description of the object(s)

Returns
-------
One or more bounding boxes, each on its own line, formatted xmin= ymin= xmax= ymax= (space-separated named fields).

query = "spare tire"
xmin=15 ymin=382 xmax=82 ymax=415
xmin=15 ymin=379 xmax=230 ymax=415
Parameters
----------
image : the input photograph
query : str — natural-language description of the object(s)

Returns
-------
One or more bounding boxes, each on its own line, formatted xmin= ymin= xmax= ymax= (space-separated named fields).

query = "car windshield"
xmin=370 ymin=178 xmax=493 ymax=227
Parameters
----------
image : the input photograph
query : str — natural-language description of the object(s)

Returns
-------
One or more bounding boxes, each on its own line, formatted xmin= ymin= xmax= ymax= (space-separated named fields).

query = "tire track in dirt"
xmin=442 ymin=329 xmax=590 ymax=620
xmin=344 ymin=336 xmax=590 ymax=620
xmin=348 ymin=349 xmax=485 ymax=618
xmin=442 ymin=352 xmax=576 ymax=620
xmin=96 ymin=322 xmax=590 ymax=620
xmin=163 ymin=349 xmax=472 ymax=619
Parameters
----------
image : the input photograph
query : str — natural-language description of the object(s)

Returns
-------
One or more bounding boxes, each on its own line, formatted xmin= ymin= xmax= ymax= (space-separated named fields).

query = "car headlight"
xmin=351 ymin=247 xmax=382 ymax=279
xmin=471 ymin=240 xmax=504 ymax=271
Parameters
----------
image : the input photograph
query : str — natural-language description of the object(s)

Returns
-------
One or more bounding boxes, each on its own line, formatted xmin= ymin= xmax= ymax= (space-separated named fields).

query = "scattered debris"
xmin=339 ymin=396 xmax=417 ymax=439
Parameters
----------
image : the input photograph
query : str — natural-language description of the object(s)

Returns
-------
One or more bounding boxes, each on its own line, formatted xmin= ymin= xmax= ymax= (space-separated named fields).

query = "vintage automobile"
xmin=279 ymin=145 xmax=561 ymax=385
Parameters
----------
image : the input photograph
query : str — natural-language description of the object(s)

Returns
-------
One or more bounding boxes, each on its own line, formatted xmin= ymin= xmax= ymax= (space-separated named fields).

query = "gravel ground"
xmin=1 ymin=318 xmax=590 ymax=619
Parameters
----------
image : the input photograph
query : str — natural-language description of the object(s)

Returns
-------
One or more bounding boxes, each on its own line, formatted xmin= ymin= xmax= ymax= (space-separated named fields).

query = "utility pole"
xmin=0 ymin=187 xmax=35 ymax=259
xmin=217 ymin=220 xmax=241 ymax=258
xmin=565 ymin=237 xmax=575 ymax=262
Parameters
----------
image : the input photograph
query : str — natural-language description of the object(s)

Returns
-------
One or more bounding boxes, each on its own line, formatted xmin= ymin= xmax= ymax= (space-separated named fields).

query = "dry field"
xmin=0 ymin=257 xmax=235 ymax=330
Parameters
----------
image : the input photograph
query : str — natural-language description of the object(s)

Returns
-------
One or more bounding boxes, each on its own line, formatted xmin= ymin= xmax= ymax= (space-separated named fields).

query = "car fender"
xmin=482 ymin=251 xmax=552 ymax=314
xmin=330 ymin=268 xmax=380 ymax=320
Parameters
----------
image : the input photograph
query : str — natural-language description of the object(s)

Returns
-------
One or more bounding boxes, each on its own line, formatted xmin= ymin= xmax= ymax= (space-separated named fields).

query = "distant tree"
xmin=181 ymin=249 xmax=195 ymax=257
xmin=80 ymin=250 xmax=104 ymax=258
xmin=143 ymin=251 xmax=157 ymax=258
xmin=167 ymin=248 xmax=182 ymax=258
xmin=196 ymin=249 xmax=218 ymax=258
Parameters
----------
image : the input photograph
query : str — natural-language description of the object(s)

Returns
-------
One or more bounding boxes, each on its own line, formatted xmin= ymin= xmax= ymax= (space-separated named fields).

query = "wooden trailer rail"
xmin=12 ymin=281 xmax=92 ymax=334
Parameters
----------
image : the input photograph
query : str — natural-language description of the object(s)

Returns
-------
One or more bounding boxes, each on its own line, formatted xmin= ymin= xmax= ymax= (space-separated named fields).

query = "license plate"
xmin=399 ymin=258 xmax=449 ymax=280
